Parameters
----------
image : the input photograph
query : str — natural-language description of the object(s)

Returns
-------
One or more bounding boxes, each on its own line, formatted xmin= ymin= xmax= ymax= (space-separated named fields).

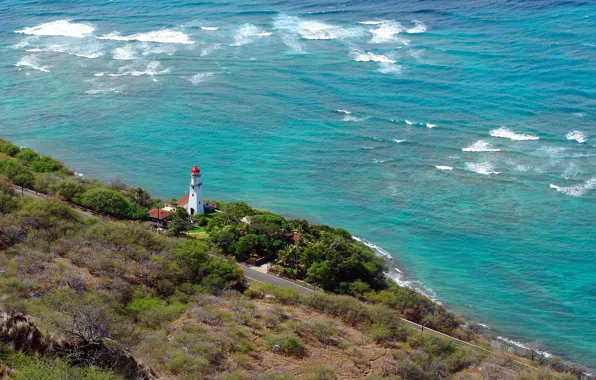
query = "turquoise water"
xmin=1 ymin=0 xmax=595 ymax=368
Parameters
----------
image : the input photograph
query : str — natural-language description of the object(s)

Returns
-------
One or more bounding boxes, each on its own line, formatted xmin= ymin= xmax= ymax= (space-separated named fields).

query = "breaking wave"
xmin=352 ymin=236 xmax=438 ymax=302
xmin=351 ymin=49 xmax=401 ymax=74
xmin=15 ymin=55 xmax=50 ymax=72
xmin=426 ymin=123 xmax=437 ymax=128
xmin=15 ymin=20 xmax=95 ymax=38
xmin=566 ymin=131 xmax=587 ymax=143
xmin=231 ymin=24 xmax=272 ymax=46
xmin=85 ymin=86 xmax=124 ymax=95
xmin=490 ymin=126 xmax=539 ymax=141
xmin=273 ymin=14 xmax=364 ymax=41
xmin=465 ymin=161 xmax=500 ymax=175
xmin=368 ymin=21 xmax=407 ymax=44
xmin=187 ymin=72 xmax=215 ymax=85
xmin=496 ymin=336 xmax=552 ymax=358
xmin=26 ymin=44 xmax=103 ymax=59
xmin=462 ymin=140 xmax=501 ymax=152
xmin=112 ymin=45 xmax=136 ymax=60
xmin=436 ymin=165 xmax=453 ymax=171
xmin=201 ymin=26 xmax=218 ymax=31
xmin=99 ymin=29 xmax=194 ymax=44
xmin=550 ymin=178 xmax=596 ymax=197
xmin=406 ymin=20 xmax=427 ymax=34
xmin=103 ymin=61 xmax=171 ymax=77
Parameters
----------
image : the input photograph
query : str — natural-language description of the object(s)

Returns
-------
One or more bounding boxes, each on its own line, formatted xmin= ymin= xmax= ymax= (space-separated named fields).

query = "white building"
xmin=186 ymin=166 xmax=204 ymax=215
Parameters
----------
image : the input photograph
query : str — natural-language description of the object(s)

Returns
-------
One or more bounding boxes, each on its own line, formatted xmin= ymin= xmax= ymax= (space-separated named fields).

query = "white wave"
xmin=496 ymin=336 xmax=552 ymax=358
xmin=15 ymin=20 xmax=95 ymax=38
xmin=336 ymin=109 xmax=351 ymax=114
xmin=368 ymin=21 xmax=406 ymax=44
xmin=566 ymin=131 xmax=587 ymax=143
xmin=426 ymin=123 xmax=437 ymax=128
xmin=15 ymin=55 xmax=50 ymax=72
xmin=550 ymin=178 xmax=596 ymax=197
xmin=352 ymin=236 xmax=439 ymax=301
xmin=106 ymin=61 xmax=171 ymax=77
xmin=572 ymin=112 xmax=585 ymax=118
xmin=281 ymin=34 xmax=306 ymax=54
xmin=435 ymin=165 xmax=453 ymax=171
xmin=406 ymin=20 xmax=427 ymax=34
xmin=187 ymin=72 xmax=215 ymax=85
xmin=273 ymin=14 xmax=364 ymax=41
xmin=352 ymin=50 xmax=396 ymax=64
xmin=351 ymin=49 xmax=401 ymax=74
xmin=201 ymin=26 xmax=218 ymax=31
xmin=25 ymin=42 xmax=103 ymax=58
xmin=372 ymin=158 xmax=388 ymax=163
xmin=99 ymin=29 xmax=194 ymax=44
xmin=85 ymin=86 xmax=124 ymax=95
xmin=231 ymin=24 xmax=272 ymax=46
xmin=405 ymin=119 xmax=414 ymax=125
xmin=112 ymin=44 xmax=136 ymax=60
xmin=465 ymin=161 xmax=500 ymax=175
xmin=393 ymin=139 xmax=407 ymax=144
xmin=344 ymin=115 xmax=366 ymax=122
xmin=12 ymin=37 xmax=37 ymax=49
xmin=140 ymin=42 xmax=176 ymax=56
xmin=462 ymin=140 xmax=501 ymax=152
xmin=490 ymin=126 xmax=539 ymax=141
xmin=359 ymin=20 xmax=384 ymax=25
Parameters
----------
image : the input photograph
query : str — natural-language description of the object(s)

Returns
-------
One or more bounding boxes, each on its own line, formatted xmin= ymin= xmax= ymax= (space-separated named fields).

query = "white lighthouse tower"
xmin=187 ymin=166 xmax=204 ymax=215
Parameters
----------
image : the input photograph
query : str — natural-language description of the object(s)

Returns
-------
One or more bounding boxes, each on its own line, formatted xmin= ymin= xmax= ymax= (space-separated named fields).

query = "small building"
xmin=147 ymin=208 xmax=171 ymax=223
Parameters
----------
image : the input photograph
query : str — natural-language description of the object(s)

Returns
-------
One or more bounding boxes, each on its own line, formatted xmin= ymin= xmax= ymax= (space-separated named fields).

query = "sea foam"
xmin=106 ymin=61 xmax=171 ymax=77
xmin=15 ymin=55 xmax=50 ymax=72
xmin=231 ymin=24 xmax=272 ymax=46
xmin=462 ymin=140 xmax=501 ymax=152
xmin=351 ymin=236 xmax=438 ymax=301
xmin=188 ymin=72 xmax=215 ymax=85
xmin=99 ymin=29 xmax=194 ymax=44
xmin=368 ymin=21 xmax=407 ymax=44
xmin=550 ymin=178 xmax=596 ymax=197
xmin=15 ymin=20 xmax=95 ymax=38
xmin=273 ymin=14 xmax=363 ymax=41
xmin=112 ymin=45 xmax=136 ymax=60
xmin=406 ymin=20 xmax=428 ymax=34
xmin=201 ymin=26 xmax=219 ymax=31
xmin=490 ymin=126 xmax=539 ymax=141
xmin=351 ymin=49 xmax=401 ymax=74
xmin=465 ymin=161 xmax=500 ymax=175
xmin=436 ymin=165 xmax=453 ymax=171
xmin=566 ymin=131 xmax=587 ymax=143
xmin=26 ymin=44 xmax=103 ymax=59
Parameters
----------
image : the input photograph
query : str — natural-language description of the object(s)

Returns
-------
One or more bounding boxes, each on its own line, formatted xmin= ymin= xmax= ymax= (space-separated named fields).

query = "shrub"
xmin=0 ymin=140 xmax=21 ymax=157
xmin=308 ymin=319 xmax=340 ymax=346
xmin=78 ymin=188 xmax=132 ymax=217
xmin=264 ymin=333 xmax=304 ymax=357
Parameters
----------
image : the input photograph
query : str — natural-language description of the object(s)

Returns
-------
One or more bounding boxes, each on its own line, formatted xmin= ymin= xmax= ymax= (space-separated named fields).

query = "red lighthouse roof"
xmin=191 ymin=166 xmax=200 ymax=173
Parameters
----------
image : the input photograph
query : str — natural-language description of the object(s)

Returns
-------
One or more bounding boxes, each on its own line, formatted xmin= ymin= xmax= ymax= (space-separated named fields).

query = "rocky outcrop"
xmin=0 ymin=310 xmax=158 ymax=380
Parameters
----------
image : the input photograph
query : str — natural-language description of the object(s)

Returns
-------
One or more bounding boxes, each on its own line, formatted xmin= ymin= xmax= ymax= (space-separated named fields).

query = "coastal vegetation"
xmin=0 ymin=139 xmax=590 ymax=379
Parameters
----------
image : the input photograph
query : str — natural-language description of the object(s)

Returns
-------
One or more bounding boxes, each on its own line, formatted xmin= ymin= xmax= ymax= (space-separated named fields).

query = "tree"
xmin=78 ymin=188 xmax=132 ymax=217
xmin=209 ymin=227 xmax=238 ymax=254
xmin=30 ymin=156 xmax=64 ymax=173
xmin=52 ymin=179 xmax=86 ymax=201
xmin=168 ymin=207 xmax=192 ymax=236
xmin=15 ymin=148 xmax=40 ymax=164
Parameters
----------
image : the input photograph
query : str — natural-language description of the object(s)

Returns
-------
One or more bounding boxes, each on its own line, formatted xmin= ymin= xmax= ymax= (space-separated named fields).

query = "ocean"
xmin=1 ymin=0 xmax=595 ymax=369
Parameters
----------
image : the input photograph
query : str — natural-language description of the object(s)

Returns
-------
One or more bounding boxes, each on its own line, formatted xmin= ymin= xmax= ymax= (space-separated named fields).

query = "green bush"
xmin=0 ymin=140 xmax=21 ymax=157
xmin=78 ymin=188 xmax=132 ymax=217
xmin=264 ymin=333 xmax=305 ymax=357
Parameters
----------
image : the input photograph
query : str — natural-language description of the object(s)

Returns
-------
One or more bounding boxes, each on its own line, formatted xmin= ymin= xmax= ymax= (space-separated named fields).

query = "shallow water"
xmin=1 ymin=0 xmax=595 ymax=368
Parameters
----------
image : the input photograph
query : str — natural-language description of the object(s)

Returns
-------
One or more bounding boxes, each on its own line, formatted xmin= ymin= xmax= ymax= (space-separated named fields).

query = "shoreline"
xmin=0 ymin=137 xmax=592 ymax=374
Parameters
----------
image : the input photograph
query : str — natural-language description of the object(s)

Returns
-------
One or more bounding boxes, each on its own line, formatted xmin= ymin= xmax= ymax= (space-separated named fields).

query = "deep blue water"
xmin=1 ymin=0 xmax=595 ymax=368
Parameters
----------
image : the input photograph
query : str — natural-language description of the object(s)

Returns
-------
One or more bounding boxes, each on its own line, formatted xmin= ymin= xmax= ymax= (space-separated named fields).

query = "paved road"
xmin=9 ymin=183 xmax=537 ymax=372
xmin=239 ymin=264 xmax=315 ymax=294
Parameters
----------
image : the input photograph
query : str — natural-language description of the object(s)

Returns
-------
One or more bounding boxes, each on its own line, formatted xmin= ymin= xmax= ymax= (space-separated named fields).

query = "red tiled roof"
xmin=178 ymin=194 xmax=189 ymax=207
xmin=148 ymin=208 xmax=171 ymax=220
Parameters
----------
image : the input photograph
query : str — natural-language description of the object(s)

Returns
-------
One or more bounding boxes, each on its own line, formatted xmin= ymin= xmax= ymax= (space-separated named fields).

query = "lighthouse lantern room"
xmin=187 ymin=166 xmax=204 ymax=215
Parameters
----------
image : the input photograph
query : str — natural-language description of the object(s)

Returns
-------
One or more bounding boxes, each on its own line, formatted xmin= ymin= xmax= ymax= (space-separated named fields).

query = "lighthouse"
xmin=187 ymin=166 xmax=204 ymax=215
